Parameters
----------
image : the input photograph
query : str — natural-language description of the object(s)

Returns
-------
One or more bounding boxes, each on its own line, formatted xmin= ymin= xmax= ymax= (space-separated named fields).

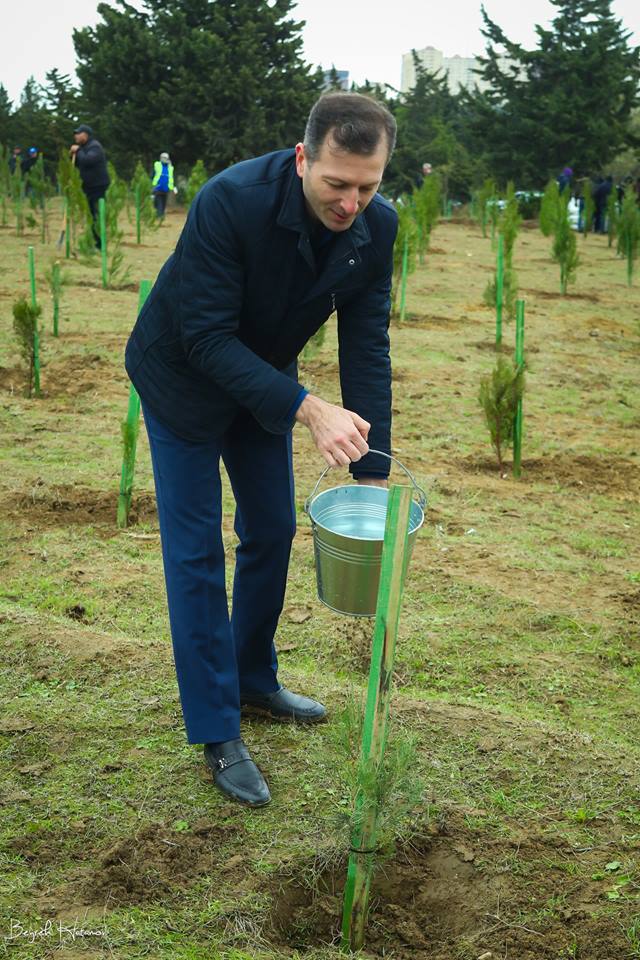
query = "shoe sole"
xmin=241 ymin=703 xmax=327 ymax=724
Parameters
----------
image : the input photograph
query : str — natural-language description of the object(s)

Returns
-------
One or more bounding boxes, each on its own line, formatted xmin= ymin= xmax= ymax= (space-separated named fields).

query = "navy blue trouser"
xmin=143 ymin=406 xmax=296 ymax=744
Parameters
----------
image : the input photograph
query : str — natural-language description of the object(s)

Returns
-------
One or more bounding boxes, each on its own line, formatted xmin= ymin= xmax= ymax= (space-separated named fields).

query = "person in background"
xmin=152 ymin=151 xmax=177 ymax=220
xmin=9 ymin=147 xmax=22 ymax=174
xmin=593 ymin=175 xmax=613 ymax=234
xmin=557 ymin=166 xmax=573 ymax=194
xmin=70 ymin=124 xmax=110 ymax=248
xmin=21 ymin=146 xmax=39 ymax=176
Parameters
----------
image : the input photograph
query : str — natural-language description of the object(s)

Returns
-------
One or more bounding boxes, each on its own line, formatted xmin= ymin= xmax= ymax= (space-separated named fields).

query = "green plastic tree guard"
xmin=341 ymin=484 xmax=413 ymax=953
xmin=513 ymin=299 xmax=525 ymax=478
xmin=495 ymin=234 xmax=504 ymax=347
xmin=116 ymin=280 xmax=152 ymax=528
xmin=99 ymin=197 xmax=107 ymax=288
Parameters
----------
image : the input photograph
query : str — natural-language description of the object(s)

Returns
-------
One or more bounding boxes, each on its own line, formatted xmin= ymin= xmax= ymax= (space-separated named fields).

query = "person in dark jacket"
xmin=593 ymin=175 xmax=613 ymax=234
xmin=9 ymin=147 xmax=22 ymax=174
xmin=125 ymin=92 xmax=398 ymax=807
xmin=557 ymin=166 xmax=573 ymax=194
xmin=70 ymin=124 xmax=110 ymax=247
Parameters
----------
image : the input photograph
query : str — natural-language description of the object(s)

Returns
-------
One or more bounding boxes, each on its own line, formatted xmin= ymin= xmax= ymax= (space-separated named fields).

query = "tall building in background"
xmin=401 ymin=46 xmax=512 ymax=94
xmin=323 ymin=69 xmax=350 ymax=91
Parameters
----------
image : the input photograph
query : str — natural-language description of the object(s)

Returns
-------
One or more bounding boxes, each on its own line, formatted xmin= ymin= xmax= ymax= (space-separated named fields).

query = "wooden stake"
xmin=117 ymin=280 xmax=152 ymax=528
xmin=341 ymin=484 xmax=413 ymax=953
xmin=512 ymin=299 xmax=525 ymax=478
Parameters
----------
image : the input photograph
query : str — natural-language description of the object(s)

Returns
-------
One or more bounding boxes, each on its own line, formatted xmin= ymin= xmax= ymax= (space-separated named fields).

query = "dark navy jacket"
xmin=75 ymin=138 xmax=109 ymax=191
xmin=125 ymin=149 xmax=397 ymax=476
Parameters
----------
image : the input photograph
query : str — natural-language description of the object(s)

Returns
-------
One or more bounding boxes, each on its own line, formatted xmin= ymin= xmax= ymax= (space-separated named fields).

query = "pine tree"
xmin=606 ymin=188 xmax=619 ymax=248
xmin=475 ymin=178 xmax=496 ymax=238
xmin=391 ymin=202 xmax=418 ymax=319
xmin=412 ymin=173 xmax=441 ymax=260
xmin=479 ymin=356 xmax=525 ymax=473
xmin=553 ymin=202 xmax=579 ymax=293
xmin=185 ymin=160 xmax=209 ymax=209
xmin=468 ymin=0 xmax=640 ymax=183
xmin=617 ymin=188 xmax=640 ymax=285
xmin=384 ymin=58 xmax=473 ymax=199
xmin=12 ymin=297 xmax=42 ymax=398
xmin=73 ymin=0 xmax=322 ymax=176
xmin=130 ymin=161 xmax=158 ymax=237
xmin=540 ymin=180 xmax=562 ymax=237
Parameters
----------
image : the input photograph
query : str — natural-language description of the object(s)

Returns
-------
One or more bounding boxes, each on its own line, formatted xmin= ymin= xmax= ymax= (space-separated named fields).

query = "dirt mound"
xmin=84 ymin=819 xmax=240 ymax=906
xmin=458 ymin=452 xmax=639 ymax=498
xmin=522 ymin=287 xmax=601 ymax=303
xmin=0 ymin=354 xmax=127 ymax=399
xmin=2 ymin=482 xmax=157 ymax=529
xmin=270 ymin=822 xmax=632 ymax=959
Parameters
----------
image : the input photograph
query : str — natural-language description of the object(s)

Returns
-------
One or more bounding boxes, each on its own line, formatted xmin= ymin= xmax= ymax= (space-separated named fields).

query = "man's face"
xmin=295 ymin=133 xmax=387 ymax=232
xmin=74 ymin=132 xmax=89 ymax=146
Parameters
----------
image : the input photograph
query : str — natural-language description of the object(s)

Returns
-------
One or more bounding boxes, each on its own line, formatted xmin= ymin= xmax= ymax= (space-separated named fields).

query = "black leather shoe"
xmin=241 ymin=686 xmax=327 ymax=723
xmin=203 ymin=738 xmax=271 ymax=807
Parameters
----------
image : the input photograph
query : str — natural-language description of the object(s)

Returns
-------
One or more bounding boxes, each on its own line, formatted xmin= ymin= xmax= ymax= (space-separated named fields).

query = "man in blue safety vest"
xmin=126 ymin=93 xmax=398 ymax=808
xmin=152 ymin=151 xmax=177 ymax=220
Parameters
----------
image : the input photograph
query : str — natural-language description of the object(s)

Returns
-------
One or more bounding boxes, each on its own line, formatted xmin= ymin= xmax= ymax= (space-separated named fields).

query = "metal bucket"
xmin=304 ymin=451 xmax=426 ymax=617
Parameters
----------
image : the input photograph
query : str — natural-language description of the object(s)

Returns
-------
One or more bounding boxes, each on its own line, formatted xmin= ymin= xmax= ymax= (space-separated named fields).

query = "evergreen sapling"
xmin=186 ymin=160 xmax=208 ymax=209
xmin=412 ymin=173 xmax=441 ymax=261
xmin=553 ymin=201 xmax=579 ymax=294
xmin=130 ymin=161 xmax=158 ymax=239
xmin=479 ymin=356 xmax=525 ymax=473
xmin=617 ymin=188 xmax=640 ymax=286
xmin=540 ymin=179 xmax=562 ymax=237
xmin=12 ymin=296 xmax=43 ymax=398
xmin=391 ymin=202 xmax=418 ymax=320
xmin=476 ymin=178 xmax=496 ymax=238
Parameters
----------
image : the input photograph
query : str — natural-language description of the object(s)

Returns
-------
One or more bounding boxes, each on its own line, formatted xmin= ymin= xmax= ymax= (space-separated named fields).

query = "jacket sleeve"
xmin=178 ymin=179 xmax=303 ymax=434
xmin=337 ymin=216 xmax=397 ymax=479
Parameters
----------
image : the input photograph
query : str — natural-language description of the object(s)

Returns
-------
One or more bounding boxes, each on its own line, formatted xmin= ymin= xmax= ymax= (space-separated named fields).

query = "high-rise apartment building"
xmin=401 ymin=46 xmax=511 ymax=94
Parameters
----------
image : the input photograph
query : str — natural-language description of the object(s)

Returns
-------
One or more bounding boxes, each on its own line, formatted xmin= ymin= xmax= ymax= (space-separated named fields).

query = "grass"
xmin=0 ymin=202 xmax=639 ymax=958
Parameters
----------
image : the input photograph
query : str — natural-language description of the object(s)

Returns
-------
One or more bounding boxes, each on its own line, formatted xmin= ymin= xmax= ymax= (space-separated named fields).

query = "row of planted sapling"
xmin=391 ymin=172 xmax=442 ymax=321
xmin=0 ymin=146 xmax=52 ymax=240
xmin=540 ymin=178 xmax=640 ymax=289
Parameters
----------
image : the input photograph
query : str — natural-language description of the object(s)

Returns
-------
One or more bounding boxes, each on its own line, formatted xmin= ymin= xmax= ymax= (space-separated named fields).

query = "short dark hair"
xmin=304 ymin=92 xmax=397 ymax=164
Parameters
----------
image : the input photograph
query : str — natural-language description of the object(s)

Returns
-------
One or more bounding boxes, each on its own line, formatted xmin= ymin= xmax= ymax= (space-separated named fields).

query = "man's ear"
xmin=295 ymin=142 xmax=305 ymax=179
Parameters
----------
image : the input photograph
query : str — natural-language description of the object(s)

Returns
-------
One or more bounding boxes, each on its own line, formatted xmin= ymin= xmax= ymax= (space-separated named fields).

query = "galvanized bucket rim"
xmin=306 ymin=483 xmax=424 ymax=542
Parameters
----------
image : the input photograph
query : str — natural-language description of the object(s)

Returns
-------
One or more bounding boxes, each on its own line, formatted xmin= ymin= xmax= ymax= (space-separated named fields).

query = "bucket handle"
xmin=303 ymin=449 xmax=426 ymax=514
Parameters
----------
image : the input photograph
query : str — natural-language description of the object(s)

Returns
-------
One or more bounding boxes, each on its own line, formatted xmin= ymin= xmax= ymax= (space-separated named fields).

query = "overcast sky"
xmin=2 ymin=0 xmax=639 ymax=103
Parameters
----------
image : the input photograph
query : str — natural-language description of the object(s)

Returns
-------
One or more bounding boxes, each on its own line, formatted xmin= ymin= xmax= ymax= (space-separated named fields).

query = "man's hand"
xmin=296 ymin=394 xmax=369 ymax=467
xmin=69 ymin=144 xmax=80 ymax=155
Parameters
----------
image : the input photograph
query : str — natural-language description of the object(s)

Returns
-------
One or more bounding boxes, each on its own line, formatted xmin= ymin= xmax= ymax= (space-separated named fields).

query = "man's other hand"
xmin=296 ymin=394 xmax=369 ymax=467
